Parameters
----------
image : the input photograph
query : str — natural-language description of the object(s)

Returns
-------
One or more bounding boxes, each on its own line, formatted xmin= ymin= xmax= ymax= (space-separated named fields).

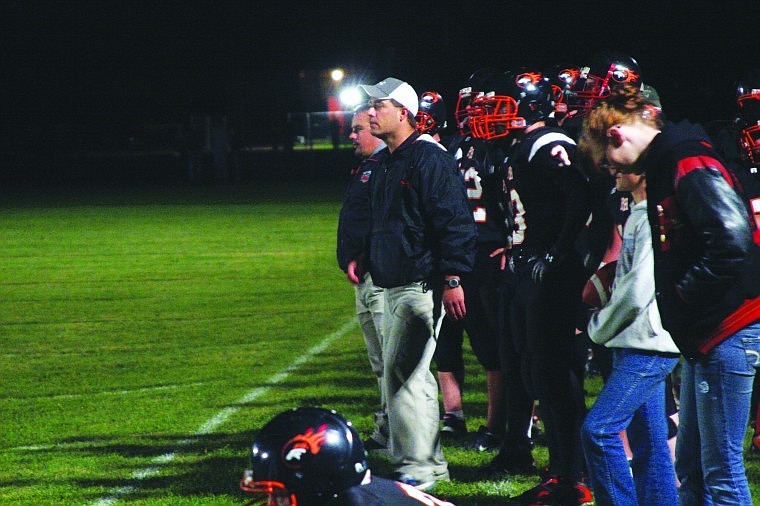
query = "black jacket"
xmin=368 ymin=132 xmax=477 ymax=288
xmin=337 ymin=153 xmax=381 ymax=272
xmin=644 ymin=121 xmax=760 ymax=359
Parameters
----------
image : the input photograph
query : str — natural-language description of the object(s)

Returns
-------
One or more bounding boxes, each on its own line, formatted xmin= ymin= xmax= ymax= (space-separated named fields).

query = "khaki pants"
xmin=355 ymin=272 xmax=388 ymax=444
xmin=383 ymin=281 xmax=448 ymax=481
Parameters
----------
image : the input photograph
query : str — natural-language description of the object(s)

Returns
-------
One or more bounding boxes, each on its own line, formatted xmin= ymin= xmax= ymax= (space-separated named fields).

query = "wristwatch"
xmin=445 ymin=277 xmax=461 ymax=289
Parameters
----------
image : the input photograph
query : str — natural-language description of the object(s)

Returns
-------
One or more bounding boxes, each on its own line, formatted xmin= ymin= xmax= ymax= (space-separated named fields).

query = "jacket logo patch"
xmin=656 ymin=196 xmax=679 ymax=251
xmin=360 ymin=170 xmax=371 ymax=183
xmin=282 ymin=424 xmax=328 ymax=468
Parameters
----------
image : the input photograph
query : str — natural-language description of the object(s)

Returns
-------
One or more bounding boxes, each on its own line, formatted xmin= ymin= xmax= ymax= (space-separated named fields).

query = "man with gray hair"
xmin=348 ymin=77 xmax=476 ymax=491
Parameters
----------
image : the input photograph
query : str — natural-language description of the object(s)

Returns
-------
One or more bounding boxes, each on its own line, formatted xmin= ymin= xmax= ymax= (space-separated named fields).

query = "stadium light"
xmin=339 ymin=86 xmax=363 ymax=109
xmin=330 ymin=68 xmax=345 ymax=82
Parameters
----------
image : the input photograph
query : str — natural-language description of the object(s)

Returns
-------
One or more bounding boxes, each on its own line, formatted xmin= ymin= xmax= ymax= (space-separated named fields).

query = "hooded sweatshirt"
xmin=588 ymin=199 xmax=679 ymax=353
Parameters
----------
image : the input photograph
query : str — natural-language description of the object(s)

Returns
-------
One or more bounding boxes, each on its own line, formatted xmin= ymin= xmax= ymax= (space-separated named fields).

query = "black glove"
xmin=530 ymin=251 xmax=555 ymax=285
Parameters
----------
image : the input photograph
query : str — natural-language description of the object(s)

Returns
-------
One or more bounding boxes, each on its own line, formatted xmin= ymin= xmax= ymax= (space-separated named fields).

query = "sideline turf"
xmin=1 ymin=183 xmax=758 ymax=505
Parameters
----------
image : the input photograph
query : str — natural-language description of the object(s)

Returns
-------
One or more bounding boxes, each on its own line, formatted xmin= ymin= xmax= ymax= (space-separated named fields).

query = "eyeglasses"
xmin=368 ymin=98 xmax=404 ymax=111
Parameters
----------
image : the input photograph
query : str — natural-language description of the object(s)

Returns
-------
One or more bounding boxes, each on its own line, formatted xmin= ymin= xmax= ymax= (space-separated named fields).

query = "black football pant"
xmin=511 ymin=254 xmax=587 ymax=480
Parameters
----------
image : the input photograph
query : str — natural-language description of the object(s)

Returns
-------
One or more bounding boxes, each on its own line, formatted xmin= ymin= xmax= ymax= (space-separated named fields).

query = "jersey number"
xmin=511 ymin=188 xmax=527 ymax=245
xmin=463 ymin=167 xmax=486 ymax=223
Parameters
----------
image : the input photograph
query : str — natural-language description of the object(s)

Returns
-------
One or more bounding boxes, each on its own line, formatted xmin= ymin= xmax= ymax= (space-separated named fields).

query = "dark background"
xmin=3 ymin=1 xmax=759 ymax=185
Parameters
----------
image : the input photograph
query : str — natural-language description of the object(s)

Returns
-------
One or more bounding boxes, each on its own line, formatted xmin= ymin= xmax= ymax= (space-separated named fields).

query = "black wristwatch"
xmin=445 ymin=277 xmax=461 ymax=289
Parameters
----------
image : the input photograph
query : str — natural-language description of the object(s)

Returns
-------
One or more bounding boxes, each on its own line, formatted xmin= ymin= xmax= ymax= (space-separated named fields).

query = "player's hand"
xmin=443 ymin=286 xmax=466 ymax=320
xmin=489 ymin=247 xmax=508 ymax=271
xmin=346 ymin=259 xmax=363 ymax=285
xmin=530 ymin=252 xmax=555 ymax=285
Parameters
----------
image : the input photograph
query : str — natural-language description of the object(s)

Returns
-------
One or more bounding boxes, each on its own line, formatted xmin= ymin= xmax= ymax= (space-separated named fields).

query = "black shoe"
xmin=467 ymin=426 xmax=502 ymax=452
xmin=441 ymin=414 xmax=467 ymax=439
xmin=513 ymin=476 xmax=593 ymax=505
xmin=484 ymin=448 xmax=537 ymax=476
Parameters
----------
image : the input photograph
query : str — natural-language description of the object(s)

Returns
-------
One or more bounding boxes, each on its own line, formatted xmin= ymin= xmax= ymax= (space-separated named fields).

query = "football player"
xmin=469 ymin=69 xmax=593 ymax=505
xmin=241 ymin=407 xmax=455 ymax=505
xmin=431 ymin=71 xmax=510 ymax=452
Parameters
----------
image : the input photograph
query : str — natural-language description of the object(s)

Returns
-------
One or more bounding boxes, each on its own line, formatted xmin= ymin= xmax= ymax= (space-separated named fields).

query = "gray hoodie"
xmin=588 ymin=200 xmax=680 ymax=353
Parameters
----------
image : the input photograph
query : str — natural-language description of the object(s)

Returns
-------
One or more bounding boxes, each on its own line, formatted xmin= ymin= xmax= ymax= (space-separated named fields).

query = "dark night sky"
xmin=3 ymin=1 xmax=759 ymax=148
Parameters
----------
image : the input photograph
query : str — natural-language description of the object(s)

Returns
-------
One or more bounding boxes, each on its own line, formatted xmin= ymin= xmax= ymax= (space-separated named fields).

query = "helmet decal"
xmin=558 ymin=68 xmax=580 ymax=86
xmin=516 ymin=72 xmax=543 ymax=88
xmin=282 ymin=424 xmax=329 ymax=468
xmin=609 ymin=64 xmax=640 ymax=83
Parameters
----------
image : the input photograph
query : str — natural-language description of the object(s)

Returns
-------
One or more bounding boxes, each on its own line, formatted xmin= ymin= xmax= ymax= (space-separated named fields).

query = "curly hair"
xmin=578 ymin=82 xmax=663 ymax=169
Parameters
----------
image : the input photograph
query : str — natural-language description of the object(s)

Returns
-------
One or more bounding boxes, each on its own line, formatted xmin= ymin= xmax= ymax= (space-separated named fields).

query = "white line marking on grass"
xmin=11 ymin=382 xmax=209 ymax=402
xmin=90 ymin=319 xmax=357 ymax=506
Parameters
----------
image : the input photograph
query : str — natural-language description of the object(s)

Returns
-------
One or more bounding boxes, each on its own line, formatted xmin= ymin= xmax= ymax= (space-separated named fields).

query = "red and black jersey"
xmin=453 ymin=134 xmax=510 ymax=245
xmin=503 ymin=126 xmax=591 ymax=261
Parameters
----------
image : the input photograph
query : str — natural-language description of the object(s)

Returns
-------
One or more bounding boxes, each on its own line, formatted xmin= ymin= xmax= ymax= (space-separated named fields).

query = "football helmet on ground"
xmin=240 ymin=407 xmax=368 ymax=506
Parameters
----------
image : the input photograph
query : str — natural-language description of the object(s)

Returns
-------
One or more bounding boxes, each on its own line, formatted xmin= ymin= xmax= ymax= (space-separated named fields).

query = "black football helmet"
xmin=455 ymin=67 xmax=501 ymax=135
xmin=240 ymin=407 xmax=369 ymax=506
xmin=415 ymin=91 xmax=448 ymax=136
xmin=567 ymin=51 xmax=642 ymax=117
xmin=547 ymin=65 xmax=580 ymax=118
xmin=736 ymin=69 xmax=760 ymax=165
xmin=468 ymin=69 xmax=554 ymax=140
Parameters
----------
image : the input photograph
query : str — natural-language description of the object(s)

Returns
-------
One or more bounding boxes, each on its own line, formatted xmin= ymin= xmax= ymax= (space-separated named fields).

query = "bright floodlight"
xmin=331 ymin=68 xmax=345 ymax=82
xmin=339 ymin=86 xmax=363 ymax=108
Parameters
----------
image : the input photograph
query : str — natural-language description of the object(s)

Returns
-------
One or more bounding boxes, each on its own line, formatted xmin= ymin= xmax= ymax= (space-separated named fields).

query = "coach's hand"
xmin=443 ymin=277 xmax=466 ymax=320
xmin=346 ymin=259 xmax=364 ymax=285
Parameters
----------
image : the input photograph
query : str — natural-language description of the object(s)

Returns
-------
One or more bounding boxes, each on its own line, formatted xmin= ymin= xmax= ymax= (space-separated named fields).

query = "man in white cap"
xmin=347 ymin=77 xmax=477 ymax=491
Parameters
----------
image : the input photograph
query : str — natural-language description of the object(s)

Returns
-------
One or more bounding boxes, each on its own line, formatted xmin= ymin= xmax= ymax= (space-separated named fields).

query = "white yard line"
xmin=91 ymin=319 xmax=357 ymax=506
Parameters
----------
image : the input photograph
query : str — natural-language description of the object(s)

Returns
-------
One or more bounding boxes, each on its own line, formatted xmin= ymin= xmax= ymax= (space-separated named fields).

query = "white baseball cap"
xmin=360 ymin=77 xmax=419 ymax=117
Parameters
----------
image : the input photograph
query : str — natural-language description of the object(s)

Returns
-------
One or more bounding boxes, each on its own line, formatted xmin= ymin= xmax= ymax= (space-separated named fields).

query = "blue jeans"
xmin=581 ymin=348 xmax=679 ymax=506
xmin=676 ymin=321 xmax=760 ymax=506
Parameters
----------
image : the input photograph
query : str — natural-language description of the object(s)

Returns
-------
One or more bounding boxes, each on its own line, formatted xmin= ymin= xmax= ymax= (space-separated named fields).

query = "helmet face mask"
xmin=240 ymin=408 xmax=368 ymax=506
xmin=736 ymin=70 xmax=760 ymax=165
xmin=240 ymin=471 xmax=296 ymax=506
xmin=469 ymin=92 xmax=525 ymax=140
xmin=567 ymin=52 xmax=641 ymax=117
xmin=415 ymin=91 xmax=447 ymax=136
xmin=456 ymin=68 xmax=501 ymax=135
xmin=468 ymin=70 xmax=552 ymax=140
xmin=548 ymin=66 xmax=580 ymax=118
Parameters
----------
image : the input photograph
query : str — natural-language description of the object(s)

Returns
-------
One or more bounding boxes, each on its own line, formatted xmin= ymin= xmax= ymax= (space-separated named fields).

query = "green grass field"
xmin=1 ymin=182 xmax=758 ymax=505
